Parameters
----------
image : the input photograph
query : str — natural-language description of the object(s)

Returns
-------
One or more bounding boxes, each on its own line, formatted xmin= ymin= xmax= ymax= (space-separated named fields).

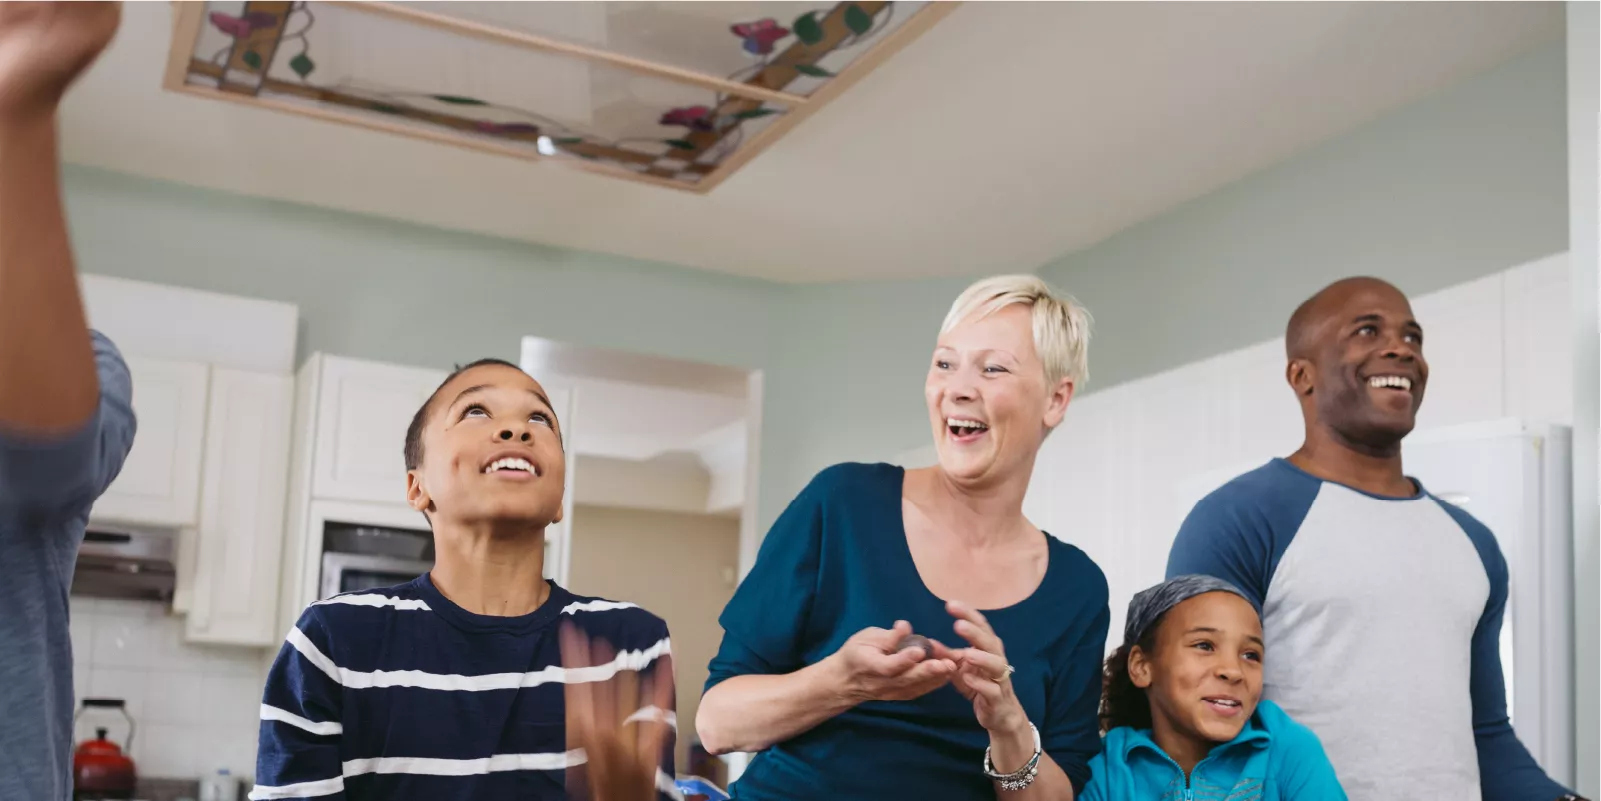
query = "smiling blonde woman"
xmin=697 ymin=275 xmax=1111 ymax=800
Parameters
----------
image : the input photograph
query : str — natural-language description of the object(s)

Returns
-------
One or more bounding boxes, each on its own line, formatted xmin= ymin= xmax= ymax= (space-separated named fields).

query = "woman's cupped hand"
xmin=833 ymin=620 xmax=962 ymax=702
xmin=832 ymin=607 xmax=1029 ymax=738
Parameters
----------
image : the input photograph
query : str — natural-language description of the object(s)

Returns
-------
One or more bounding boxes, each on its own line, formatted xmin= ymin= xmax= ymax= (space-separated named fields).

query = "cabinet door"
xmin=312 ymin=357 xmax=445 ymax=505
xmin=186 ymin=370 xmax=294 ymax=646
xmin=91 ymin=358 xmax=210 ymax=527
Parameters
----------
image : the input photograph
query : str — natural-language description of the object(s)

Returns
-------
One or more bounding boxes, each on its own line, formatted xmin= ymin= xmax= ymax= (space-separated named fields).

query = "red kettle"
xmin=73 ymin=698 xmax=137 ymax=800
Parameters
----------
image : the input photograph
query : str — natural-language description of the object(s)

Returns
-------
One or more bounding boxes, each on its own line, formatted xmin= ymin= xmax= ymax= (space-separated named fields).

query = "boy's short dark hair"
xmin=403 ymin=358 xmax=524 ymax=471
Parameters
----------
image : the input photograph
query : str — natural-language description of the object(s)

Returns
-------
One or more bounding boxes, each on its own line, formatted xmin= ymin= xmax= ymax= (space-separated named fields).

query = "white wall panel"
xmin=1504 ymin=254 xmax=1574 ymax=425
xmin=1221 ymin=342 xmax=1305 ymax=465
xmin=1410 ymin=272 xmax=1507 ymax=431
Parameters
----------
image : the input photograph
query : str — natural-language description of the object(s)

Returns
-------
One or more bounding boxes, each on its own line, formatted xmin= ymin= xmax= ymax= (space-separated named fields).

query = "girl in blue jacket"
xmin=1080 ymin=575 xmax=1348 ymax=801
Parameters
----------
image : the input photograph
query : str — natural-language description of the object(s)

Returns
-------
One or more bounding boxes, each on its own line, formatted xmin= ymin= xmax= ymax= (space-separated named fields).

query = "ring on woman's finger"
xmin=991 ymin=664 xmax=1015 ymax=683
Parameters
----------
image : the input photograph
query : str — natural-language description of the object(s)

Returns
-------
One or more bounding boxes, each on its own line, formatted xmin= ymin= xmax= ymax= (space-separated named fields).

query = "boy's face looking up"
xmin=405 ymin=363 xmax=566 ymax=530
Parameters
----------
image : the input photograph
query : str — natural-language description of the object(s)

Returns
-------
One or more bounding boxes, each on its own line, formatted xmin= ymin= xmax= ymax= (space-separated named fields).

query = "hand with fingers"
xmin=0 ymin=1 xmax=120 ymax=119
xmin=836 ymin=619 xmax=961 ymax=703
xmin=948 ymin=601 xmax=1045 ymax=791
xmin=945 ymin=601 xmax=1029 ymax=737
xmin=941 ymin=602 xmax=1043 ymax=788
xmin=561 ymin=623 xmax=676 ymax=801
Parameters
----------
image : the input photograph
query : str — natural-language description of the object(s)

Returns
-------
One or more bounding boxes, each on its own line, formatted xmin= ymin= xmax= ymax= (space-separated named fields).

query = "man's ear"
xmin=406 ymin=470 xmax=432 ymax=515
xmin=1128 ymin=645 xmax=1154 ymax=689
xmin=1286 ymin=359 xmax=1315 ymax=397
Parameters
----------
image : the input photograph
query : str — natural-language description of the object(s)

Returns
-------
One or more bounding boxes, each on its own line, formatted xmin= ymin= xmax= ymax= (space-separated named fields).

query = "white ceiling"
xmin=59 ymin=2 xmax=1560 ymax=283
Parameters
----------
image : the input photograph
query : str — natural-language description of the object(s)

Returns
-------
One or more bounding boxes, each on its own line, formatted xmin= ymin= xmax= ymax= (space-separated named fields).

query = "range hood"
xmin=72 ymin=524 xmax=176 ymax=602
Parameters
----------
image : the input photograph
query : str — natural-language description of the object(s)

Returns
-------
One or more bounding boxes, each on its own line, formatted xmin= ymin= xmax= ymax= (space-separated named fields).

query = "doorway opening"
xmin=519 ymin=336 xmax=761 ymax=783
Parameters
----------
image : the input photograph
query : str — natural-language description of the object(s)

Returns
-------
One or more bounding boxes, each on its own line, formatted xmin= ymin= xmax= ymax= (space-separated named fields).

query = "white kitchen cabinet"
xmin=92 ymin=357 xmax=210 ymax=528
xmin=185 ymin=369 xmax=295 ymax=646
xmin=312 ymin=356 xmax=446 ymax=505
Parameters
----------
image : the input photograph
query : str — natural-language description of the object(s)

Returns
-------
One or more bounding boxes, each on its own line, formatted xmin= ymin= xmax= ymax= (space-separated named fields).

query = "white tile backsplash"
xmin=70 ymin=598 xmax=267 ymax=782
xmin=89 ymin=668 xmax=148 ymax=720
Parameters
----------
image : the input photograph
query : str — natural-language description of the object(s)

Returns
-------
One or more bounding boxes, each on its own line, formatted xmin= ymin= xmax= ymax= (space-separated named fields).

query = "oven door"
xmin=320 ymin=552 xmax=433 ymax=599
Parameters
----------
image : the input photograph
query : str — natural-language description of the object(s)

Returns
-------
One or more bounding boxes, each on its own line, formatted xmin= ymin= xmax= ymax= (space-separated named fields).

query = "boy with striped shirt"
xmin=253 ymin=359 xmax=678 ymax=801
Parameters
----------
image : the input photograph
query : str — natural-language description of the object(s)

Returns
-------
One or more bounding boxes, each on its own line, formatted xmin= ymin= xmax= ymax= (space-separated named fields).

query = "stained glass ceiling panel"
xmin=396 ymin=1 xmax=933 ymax=98
xmin=166 ymin=1 xmax=955 ymax=192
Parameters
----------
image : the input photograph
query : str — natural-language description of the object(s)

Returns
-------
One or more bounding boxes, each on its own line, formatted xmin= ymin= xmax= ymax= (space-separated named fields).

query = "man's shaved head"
xmin=1286 ymin=277 xmax=1405 ymax=361
xmin=1283 ymin=276 xmax=1426 ymax=454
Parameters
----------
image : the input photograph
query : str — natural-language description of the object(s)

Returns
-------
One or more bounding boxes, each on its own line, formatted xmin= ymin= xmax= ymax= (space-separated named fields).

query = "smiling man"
xmin=253 ymin=359 xmax=680 ymax=801
xmin=1165 ymin=277 xmax=1582 ymax=801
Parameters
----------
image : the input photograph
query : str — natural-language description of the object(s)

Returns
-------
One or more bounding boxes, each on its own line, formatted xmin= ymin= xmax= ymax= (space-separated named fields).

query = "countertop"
xmin=132 ymin=776 xmax=247 ymax=801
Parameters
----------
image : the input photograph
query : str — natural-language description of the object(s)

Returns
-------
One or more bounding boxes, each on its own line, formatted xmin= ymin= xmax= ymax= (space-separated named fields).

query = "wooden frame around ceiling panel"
xmin=695 ymin=0 xmax=960 ymax=192
xmin=163 ymin=1 xmax=961 ymax=194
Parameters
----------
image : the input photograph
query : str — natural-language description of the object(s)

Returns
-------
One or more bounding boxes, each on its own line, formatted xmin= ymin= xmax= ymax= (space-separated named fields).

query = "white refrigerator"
xmin=1174 ymin=419 xmax=1575 ymax=786
xmin=1403 ymin=419 xmax=1574 ymax=787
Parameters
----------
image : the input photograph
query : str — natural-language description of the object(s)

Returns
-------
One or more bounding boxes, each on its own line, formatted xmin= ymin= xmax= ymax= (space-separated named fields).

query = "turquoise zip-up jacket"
xmin=1080 ymin=700 xmax=1348 ymax=801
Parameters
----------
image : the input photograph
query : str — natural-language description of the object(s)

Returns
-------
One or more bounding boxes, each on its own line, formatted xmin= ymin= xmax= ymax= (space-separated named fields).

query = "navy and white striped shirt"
xmin=252 ymin=575 xmax=679 ymax=801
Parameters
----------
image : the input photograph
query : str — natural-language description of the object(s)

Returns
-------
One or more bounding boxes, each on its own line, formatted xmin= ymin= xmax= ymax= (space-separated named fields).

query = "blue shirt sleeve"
xmin=1164 ymin=462 xmax=1319 ymax=609
xmin=1435 ymin=501 xmax=1572 ymax=801
xmin=704 ymin=468 xmax=830 ymax=691
xmin=0 ymin=330 xmax=136 ymax=518
xmin=1040 ymin=565 xmax=1109 ymax=793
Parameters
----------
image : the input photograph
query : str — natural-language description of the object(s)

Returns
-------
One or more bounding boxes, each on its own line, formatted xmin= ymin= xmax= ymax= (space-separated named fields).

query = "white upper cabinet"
xmin=186 ymin=369 xmax=295 ymax=646
xmin=311 ymin=356 xmax=446 ymax=506
xmin=92 ymin=357 xmax=211 ymax=528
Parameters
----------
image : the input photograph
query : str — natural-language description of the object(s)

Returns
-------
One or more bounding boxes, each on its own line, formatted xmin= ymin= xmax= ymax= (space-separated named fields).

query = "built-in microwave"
xmin=320 ymin=551 xmax=432 ymax=598
xmin=318 ymin=522 xmax=434 ymax=598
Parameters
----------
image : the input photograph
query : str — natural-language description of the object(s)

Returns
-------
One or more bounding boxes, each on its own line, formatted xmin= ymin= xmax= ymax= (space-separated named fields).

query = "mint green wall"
xmin=1037 ymin=43 xmax=1568 ymax=391
xmin=63 ymin=166 xmax=777 ymax=372
xmin=62 ymin=39 xmax=1568 ymax=536
xmin=61 ymin=165 xmax=987 ymax=539
xmin=758 ymin=276 xmax=978 ymax=528
xmin=759 ymin=43 xmax=1569 ymax=530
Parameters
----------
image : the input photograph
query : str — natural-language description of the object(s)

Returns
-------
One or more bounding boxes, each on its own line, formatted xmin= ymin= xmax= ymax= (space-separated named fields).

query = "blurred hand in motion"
xmin=562 ymin=622 xmax=675 ymax=801
xmin=0 ymin=1 xmax=120 ymax=119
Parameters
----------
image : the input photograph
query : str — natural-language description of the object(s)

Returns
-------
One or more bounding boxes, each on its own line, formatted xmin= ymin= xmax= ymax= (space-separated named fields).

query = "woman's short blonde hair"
xmin=940 ymin=274 xmax=1092 ymax=388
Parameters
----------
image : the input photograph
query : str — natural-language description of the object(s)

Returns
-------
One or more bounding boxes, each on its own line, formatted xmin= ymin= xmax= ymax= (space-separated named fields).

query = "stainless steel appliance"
xmin=320 ymin=551 xmax=432 ymax=597
xmin=71 ymin=525 xmax=176 ymax=602
xmin=319 ymin=522 xmax=433 ymax=598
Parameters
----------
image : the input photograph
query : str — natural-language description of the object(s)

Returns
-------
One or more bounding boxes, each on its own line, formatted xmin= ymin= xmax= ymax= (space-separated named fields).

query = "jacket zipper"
xmin=1164 ymin=751 xmax=1195 ymax=801
xmin=1146 ymin=727 xmax=1266 ymax=801
xmin=1157 ymin=750 xmax=1196 ymax=801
